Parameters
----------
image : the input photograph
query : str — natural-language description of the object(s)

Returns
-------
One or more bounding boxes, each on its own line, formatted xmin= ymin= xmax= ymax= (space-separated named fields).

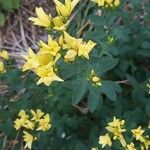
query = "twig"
xmin=11 ymin=31 xmax=22 ymax=49
xmin=72 ymin=104 xmax=88 ymax=114
xmin=31 ymin=25 xmax=36 ymax=42
xmin=77 ymin=20 xmax=91 ymax=37
xmin=2 ymin=135 xmax=7 ymax=150
xmin=19 ymin=10 xmax=29 ymax=51
xmin=116 ymin=80 xmax=130 ymax=85
xmin=67 ymin=0 xmax=89 ymax=28
xmin=21 ymin=6 xmax=35 ymax=16
xmin=26 ymin=35 xmax=37 ymax=46
xmin=11 ymin=130 xmax=20 ymax=150
xmin=0 ymin=46 xmax=20 ymax=51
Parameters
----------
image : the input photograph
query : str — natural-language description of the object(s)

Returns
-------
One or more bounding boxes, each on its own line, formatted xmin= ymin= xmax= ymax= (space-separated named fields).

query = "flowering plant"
xmin=0 ymin=0 xmax=150 ymax=149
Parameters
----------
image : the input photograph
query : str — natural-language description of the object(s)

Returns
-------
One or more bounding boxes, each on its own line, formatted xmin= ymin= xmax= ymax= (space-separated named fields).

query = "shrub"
xmin=0 ymin=0 xmax=150 ymax=149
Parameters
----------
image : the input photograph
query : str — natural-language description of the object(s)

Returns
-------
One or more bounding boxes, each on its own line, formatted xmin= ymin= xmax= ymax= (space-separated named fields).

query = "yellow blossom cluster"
xmin=146 ymin=79 xmax=150 ymax=94
xmin=0 ymin=50 xmax=9 ymax=73
xmin=63 ymin=32 xmax=96 ymax=62
xmin=22 ymin=44 xmax=63 ymax=86
xmin=107 ymin=36 xmax=115 ymax=44
xmin=90 ymin=70 xmax=102 ymax=86
xmin=132 ymin=126 xmax=150 ymax=150
xmin=23 ymin=32 xmax=96 ymax=86
xmin=23 ymin=1 xmax=96 ymax=86
xmin=91 ymin=0 xmax=120 ymax=7
xmin=29 ymin=0 xmax=79 ymax=30
xmin=14 ymin=109 xmax=51 ymax=149
xmin=98 ymin=117 xmax=150 ymax=150
xmin=105 ymin=117 xmax=127 ymax=147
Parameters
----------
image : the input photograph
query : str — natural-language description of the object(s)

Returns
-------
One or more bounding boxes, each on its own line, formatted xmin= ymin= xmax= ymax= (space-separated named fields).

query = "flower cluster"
xmin=132 ymin=126 xmax=150 ymax=150
xmin=146 ymin=79 xmax=150 ymax=94
xmin=29 ymin=0 xmax=79 ymax=30
xmin=91 ymin=0 xmax=120 ymax=8
xmin=104 ymin=117 xmax=126 ymax=147
xmin=14 ymin=109 xmax=51 ymax=149
xmin=0 ymin=50 xmax=9 ymax=73
xmin=63 ymin=32 xmax=96 ymax=62
xmin=23 ymin=1 xmax=96 ymax=86
xmin=90 ymin=70 xmax=102 ymax=86
xmin=107 ymin=36 xmax=115 ymax=44
xmin=98 ymin=117 xmax=150 ymax=150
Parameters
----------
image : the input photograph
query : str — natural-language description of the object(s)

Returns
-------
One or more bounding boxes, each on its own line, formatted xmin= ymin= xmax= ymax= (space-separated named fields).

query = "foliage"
xmin=0 ymin=0 xmax=150 ymax=149
xmin=0 ymin=0 xmax=20 ymax=26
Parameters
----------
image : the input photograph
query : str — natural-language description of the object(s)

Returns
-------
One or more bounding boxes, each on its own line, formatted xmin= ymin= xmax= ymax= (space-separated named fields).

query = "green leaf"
xmin=72 ymin=81 xmax=88 ymax=105
xmin=100 ymin=81 xmax=121 ymax=101
xmin=60 ymin=63 xmax=76 ymax=80
xmin=76 ymin=142 xmax=87 ymax=150
xmin=88 ymin=15 xmax=105 ymax=25
xmin=145 ymin=103 xmax=150 ymax=117
xmin=141 ymin=41 xmax=150 ymax=49
xmin=88 ymin=87 xmax=103 ymax=113
xmin=96 ymin=57 xmax=118 ymax=75
xmin=125 ymin=74 xmax=137 ymax=87
xmin=0 ymin=13 xmax=5 ymax=27
xmin=0 ymin=0 xmax=20 ymax=11
xmin=137 ymin=49 xmax=150 ymax=57
xmin=112 ymin=27 xmax=130 ymax=42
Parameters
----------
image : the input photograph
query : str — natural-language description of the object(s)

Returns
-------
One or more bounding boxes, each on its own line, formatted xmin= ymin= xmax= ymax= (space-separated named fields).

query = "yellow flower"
xmin=108 ymin=117 xmax=125 ymax=128
xmin=63 ymin=31 xmax=82 ymax=51
xmin=78 ymin=40 xmax=96 ymax=59
xmin=90 ymin=70 xmax=102 ymax=86
xmin=107 ymin=36 xmax=114 ymax=44
xmin=53 ymin=16 xmax=67 ymax=31
xmin=36 ymin=63 xmax=63 ymax=86
xmin=23 ymin=120 xmax=35 ymax=130
xmin=131 ymin=126 xmax=145 ymax=140
xmin=31 ymin=109 xmax=44 ymax=122
xmin=39 ymin=35 xmax=61 ymax=57
xmin=14 ymin=118 xmax=25 ymax=130
xmin=14 ymin=110 xmax=30 ymax=130
xmin=29 ymin=7 xmax=51 ymax=28
xmin=37 ymin=53 xmax=53 ymax=66
xmin=0 ymin=50 xmax=9 ymax=60
xmin=92 ymin=76 xmax=100 ymax=83
xmin=99 ymin=133 xmax=112 ymax=148
xmin=106 ymin=117 xmax=126 ymax=147
xmin=143 ymin=138 xmax=150 ymax=150
xmin=114 ymin=0 xmax=120 ymax=7
xmin=59 ymin=36 xmax=64 ymax=46
xmin=106 ymin=126 xmax=126 ymax=147
xmin=18 ymin=110 xmax=29 ymax=120
xmin=91 ymin=0 xmax=120 ymax=7
xmin=53 ymin=0 xmax=79 ymax=18
xmin=22 ymin=48 xmax=39 ymax=71
xmin=126 ymin=142 xmax=136 ymax=150
xmin=22 ymin=45 xmax=62 ymax=86
xmin=37 ymin=114 xmax=51 ymax=131
xmin=64 ymin=49 xmax=77 ymax=62
xmin=0 ymin=61 xmax=6 ymax=73
xmin=63 ymin=31 xmax=96 ymax=61
xmin=23 ymin=131 xmax=37 ymax=149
